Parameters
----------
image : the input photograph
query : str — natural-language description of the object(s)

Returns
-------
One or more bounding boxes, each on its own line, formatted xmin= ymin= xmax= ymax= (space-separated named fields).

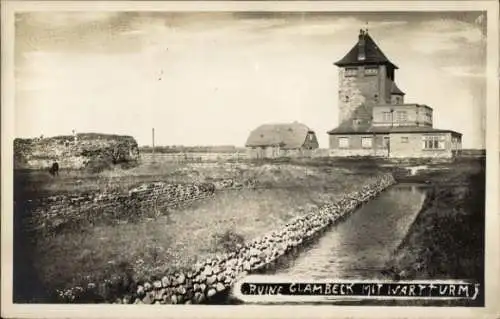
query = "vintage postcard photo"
xmin=1 ymin=1 xmax=499 ymax=318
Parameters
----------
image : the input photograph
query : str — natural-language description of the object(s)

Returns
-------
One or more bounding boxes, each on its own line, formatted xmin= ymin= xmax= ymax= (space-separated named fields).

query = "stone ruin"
xmin=14 ymin=133 xmax=140 ymax=171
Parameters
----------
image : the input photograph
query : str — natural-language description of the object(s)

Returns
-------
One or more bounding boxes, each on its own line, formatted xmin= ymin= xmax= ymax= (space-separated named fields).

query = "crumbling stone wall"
xmin=21 ymin=182 xmax=216 ymax=236
xmin=54 ymin=173 xmax=396 ymax=304
xmin=14 ymin=133 xmax=140 ymax=170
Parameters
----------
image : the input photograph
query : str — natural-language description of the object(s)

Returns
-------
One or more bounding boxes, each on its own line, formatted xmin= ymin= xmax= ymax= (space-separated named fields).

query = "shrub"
xmin=213 ymin=229 xmax=245 ymax=253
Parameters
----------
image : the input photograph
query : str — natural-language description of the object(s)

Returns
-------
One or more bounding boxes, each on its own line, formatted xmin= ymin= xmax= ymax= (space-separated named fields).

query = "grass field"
xmin=14 ymin=158 xmax=388 ymax=302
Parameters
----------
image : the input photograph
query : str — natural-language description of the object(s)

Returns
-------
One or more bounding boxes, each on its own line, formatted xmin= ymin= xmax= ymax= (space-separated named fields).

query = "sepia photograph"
xmin=1 ymin=1 xmax=499 ymax=318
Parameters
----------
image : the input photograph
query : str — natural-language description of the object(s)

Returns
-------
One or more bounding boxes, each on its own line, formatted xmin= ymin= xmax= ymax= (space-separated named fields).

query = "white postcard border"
xmin=1 ymin=1 xmax=499 ymax=318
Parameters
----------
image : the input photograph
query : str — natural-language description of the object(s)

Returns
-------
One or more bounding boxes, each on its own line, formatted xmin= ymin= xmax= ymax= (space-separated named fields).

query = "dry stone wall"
xmin=21 ymin=182 xmax=216 ymax=235
xmin=54 ymin=173 xmax=396 ymax=304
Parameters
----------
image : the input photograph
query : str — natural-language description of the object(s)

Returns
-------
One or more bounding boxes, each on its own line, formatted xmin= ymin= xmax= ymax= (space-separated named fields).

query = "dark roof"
xmin=245 ymin=122 xmax=317 ymax=149
xmin=390 ymin=80 xmax=405 ymax=96
xmin=327 ymin=125 xmax=462 ymax=136
xmin=334 ymin=30 xmax=398 ymax=69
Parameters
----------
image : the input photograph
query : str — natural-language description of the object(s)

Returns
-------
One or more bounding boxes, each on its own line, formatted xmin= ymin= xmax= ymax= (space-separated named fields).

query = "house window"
xmin=401 ymin=136 xmax=409 ymax=143
xmin=361 ymin=137 xmax=373 ymax=148
xmin=422 ymin=135 xmax=445 ymax=150
xmin=345 ymin=68 xmax=357 ymax=77
xmin=338 ymin=137 xmax=349 ymax=148
xmin=365 ymin=67 xmax=378 ymax=76
xmin=383 ymin=112 xmax=392 ymax=122
xmin=396 ymin=111 xmax=408 ymax=122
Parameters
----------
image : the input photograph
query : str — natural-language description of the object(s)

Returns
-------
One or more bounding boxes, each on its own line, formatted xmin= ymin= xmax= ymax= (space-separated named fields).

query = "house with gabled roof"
xmin=245 ymin=122 xmax=319 ymax=159
xmin=327 ymin=29 xmax=462 ymax=158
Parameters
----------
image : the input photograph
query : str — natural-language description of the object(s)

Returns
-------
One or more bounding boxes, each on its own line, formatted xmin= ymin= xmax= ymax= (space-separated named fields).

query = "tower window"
xmin=365 ymin=67 xmax=378 ymax=76
xmin=392 ymin=95 xmax=402 ymax=104
xmin=345 ymin=95 xmax=350 ymax=102
xmin=345 ymin=68 xmax=357 ymax=77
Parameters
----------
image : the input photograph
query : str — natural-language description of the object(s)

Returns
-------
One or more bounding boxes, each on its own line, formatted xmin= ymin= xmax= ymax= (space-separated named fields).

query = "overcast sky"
xmin=15 ymin=11 xmax=487 ymax=148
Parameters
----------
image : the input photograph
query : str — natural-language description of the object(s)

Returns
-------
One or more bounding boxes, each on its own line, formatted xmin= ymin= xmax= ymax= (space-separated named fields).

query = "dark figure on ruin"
xmin=49 ymin=161 xmax=59 ymax=176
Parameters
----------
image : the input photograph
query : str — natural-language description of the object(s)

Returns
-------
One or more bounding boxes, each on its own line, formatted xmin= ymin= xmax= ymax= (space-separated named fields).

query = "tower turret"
xmin=334 ymin=29 xmax=404 ymax=130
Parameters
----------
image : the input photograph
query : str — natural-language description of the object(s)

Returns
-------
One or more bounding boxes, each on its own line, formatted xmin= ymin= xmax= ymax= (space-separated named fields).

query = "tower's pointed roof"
xmin=334 ymin=29 xmax=398 ymax=69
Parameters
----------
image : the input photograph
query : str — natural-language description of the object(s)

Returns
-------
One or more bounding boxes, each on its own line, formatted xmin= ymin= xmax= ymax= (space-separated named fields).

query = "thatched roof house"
xmin=245 ymin=122 xmax=318 ymax=158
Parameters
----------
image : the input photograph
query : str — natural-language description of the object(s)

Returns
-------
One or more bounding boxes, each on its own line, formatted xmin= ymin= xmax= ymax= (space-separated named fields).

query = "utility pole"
xmin=152 ymin=128 xmax=155 ymax=162
xmin=388 ymin=109 xmax=394 ymax=158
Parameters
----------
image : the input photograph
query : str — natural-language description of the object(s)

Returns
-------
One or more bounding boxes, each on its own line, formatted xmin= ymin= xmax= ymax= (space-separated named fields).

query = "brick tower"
xmin=334 ymin=29 xmax=404 ymax=131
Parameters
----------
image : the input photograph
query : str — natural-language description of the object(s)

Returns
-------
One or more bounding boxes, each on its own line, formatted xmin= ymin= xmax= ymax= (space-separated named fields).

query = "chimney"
xmin=358 ymin=29 xmax=366 ymax=61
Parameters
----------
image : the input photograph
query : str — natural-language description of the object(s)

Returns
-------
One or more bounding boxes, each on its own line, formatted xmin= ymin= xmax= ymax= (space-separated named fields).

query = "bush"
xmin=213 ymin=230 xmax=245 ymax=253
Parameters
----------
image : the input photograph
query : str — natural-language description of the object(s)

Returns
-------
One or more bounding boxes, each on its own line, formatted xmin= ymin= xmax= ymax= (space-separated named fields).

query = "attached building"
xmin=245 ymin=122 xmax=319 ymax=159
xmin=327 ymin=29 xmax=462 ymax=158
